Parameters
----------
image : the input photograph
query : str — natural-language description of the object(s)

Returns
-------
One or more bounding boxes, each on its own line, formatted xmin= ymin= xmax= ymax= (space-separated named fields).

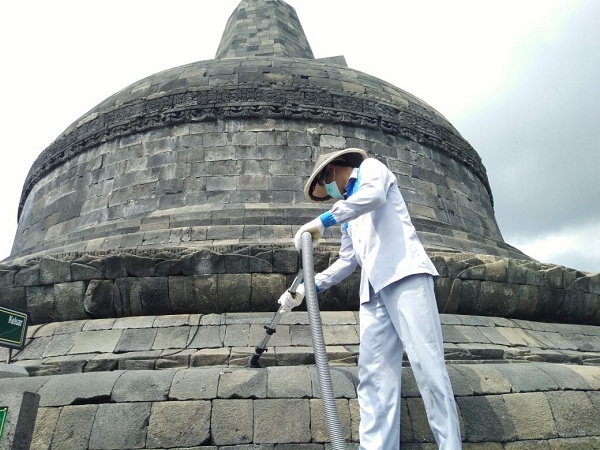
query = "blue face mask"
xmin=324 ymin=177 xmax=344 ymax=200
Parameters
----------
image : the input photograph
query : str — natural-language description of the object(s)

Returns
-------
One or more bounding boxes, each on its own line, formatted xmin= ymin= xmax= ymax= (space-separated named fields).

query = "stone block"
xmin=434 ymin=278 xmax=459 ymax=314
xmin=514 ymin=284 xmax=539 ymax=319
xmin=155 ymin=258 xmax=183 ymax=276
xmin=267 ymin=366 xmax=312 ymax=398
xmin=124 ymin=254 xmax=156 ymax=276
xmin=457 ymin=395 xmax=516 ymax=442
xmin=190 ymin=348 xmax=230 ymax=366
xmin=0 ymin=390 xmax=39 ymax=450
xmin=480 ymin=281 xmax=519 ymax=317
xmin=115 ymin=328 xmax=158 ymax=352
xmin=453 ymin=365 xmax=511 ymax=395
xmin=310 ymin=398 xmax=352 ymax=443
xmin=168 ymin=276 xmax=196 ymax=313
xmin=251 ymin=273 xmax=286 ymax=312
xmin=493 ymin=364 xmax=558 ymax=393
xmin=194 ymin=275 xmax=219 ymax=313
xmin=54 ymin=281 xmax=87 ymax=321
xmin=114 ymin=277 xmax=136 ymax=316
xmin=503 ymin=392 xmax=556 ymax=440
xmin=405 ymin=396 xmax=436 ymax=443
xmin=139 ymin=277 xmax=169 ymax=315
xmin=188 ymin=325 xmax=225 ymax=349
xmin=254 ymin=398 xmax=310 ymax=444
xmin=112 ymin=369 xmax=175 ymax=402
xmin=147 ymin=400 xmax=211 ymax=448
xmin=272 ymin=248 xmax=298 ymax=273
xmin=169 ymin=367 xmax=220 ymax=400
xmin=545 ymin=391 xmax=600 ymax=438
xmin=182 ymin=249 xmax=225 ymax=275
xmin=212 ymin=399 xmax=253 ymax=445
xmin=456 ymin=279 xmax=480 ymax=314
xmin=42 ymin=333 xmax=76 ymax=358
xmin=217 ymin=274 xmax=252 ymax=312
xmin=71 ymin=262 xmax=103 ymax=281
xmin=112 ymin=315 xmax=155 ymax=329
xmin=29 ymin=407 xmax=60 ymax=450
xmin=0 ymin=286 xmax=26 ymax=310
xmin=39 ymin=256 xmax=71 ymax=284
xmin=51 ymin=404 xmax=97 ymax=449
xmin=218 ymin=368 xmax=267 ymax=399
xmin=224 ymin=324 xmax=250 ymax=347
xmin=38 ymin=371 xmax=120 ymax=406
xmin=69 ymin=329 xmax=122 ymax=355
xmin=0 ymin=270 xmax=15 ymax=287
xmin=89 ymin=402 xmax=151 ymax=449
xmin=26 ymin=286 xmax=59 ymax=324
xmin=0 ymin=363 xmax=29 ymax=378
xmin=84 ymin=279 xmax=115 ymax=319
xmin=311 ymin=366 xmax=357 ymax=399
xmin=102 ymin=255 xmax=129 ymax=279
xmin=153 ymin=326 xmax=191 ymax=350
xmin=223 ymin=254 xmax=251 ymax=273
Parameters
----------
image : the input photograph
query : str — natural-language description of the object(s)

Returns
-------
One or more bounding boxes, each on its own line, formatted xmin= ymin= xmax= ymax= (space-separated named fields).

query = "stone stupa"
xmin=1 ymin=1 xmax=599 ymax=448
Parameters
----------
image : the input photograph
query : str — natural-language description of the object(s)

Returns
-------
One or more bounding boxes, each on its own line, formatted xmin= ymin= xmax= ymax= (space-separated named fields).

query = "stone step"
xmin=6 ymin=312 xmax=600 ymax=377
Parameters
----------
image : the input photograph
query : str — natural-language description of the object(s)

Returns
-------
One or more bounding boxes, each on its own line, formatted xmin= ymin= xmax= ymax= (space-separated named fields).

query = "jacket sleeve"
xmin=314 ymin=228 xmax=358 ymax=291
xmin=328 ymin=158 xmax=391 ymax=225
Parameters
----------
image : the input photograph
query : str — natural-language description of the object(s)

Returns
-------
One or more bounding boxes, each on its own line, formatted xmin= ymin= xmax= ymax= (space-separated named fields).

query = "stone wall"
xmin=1 ymin=248 xmax=598 ymax=325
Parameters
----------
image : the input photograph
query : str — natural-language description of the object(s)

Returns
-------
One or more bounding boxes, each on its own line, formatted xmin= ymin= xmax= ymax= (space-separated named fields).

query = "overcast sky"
xmin=1 ymin=0 xmax=598 ymax=273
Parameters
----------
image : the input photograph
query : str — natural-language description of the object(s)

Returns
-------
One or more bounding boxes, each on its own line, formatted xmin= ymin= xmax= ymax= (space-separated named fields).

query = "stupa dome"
xmin=10 ymin=0 xmax=524 ymax=265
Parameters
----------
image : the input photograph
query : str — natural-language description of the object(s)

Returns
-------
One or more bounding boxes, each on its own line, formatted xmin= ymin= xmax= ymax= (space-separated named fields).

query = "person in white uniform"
xmin=278 ymin=148 xmax=462 ymax=449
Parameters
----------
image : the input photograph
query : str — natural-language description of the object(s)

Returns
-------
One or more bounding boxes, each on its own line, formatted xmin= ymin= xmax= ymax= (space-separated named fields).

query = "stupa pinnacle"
xmin=216 ymin=0 xmax=314 ymax=59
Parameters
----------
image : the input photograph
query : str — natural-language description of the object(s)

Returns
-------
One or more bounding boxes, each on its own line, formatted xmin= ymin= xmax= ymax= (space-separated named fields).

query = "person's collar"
xmin=344 ymin=168 xmax=360 ymax=199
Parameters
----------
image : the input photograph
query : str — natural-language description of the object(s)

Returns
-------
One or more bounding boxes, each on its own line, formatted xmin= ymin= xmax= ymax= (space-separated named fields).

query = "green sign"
xmin=0 ymin=305 xmax=29 ymax=350
xmin=0 ymin=407 xmax=7 ymax=442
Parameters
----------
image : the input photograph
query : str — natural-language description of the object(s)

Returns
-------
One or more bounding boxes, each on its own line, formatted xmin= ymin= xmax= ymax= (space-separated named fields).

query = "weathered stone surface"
xmin=114 ymin=327 xmax=157 ymax=352
xmin=26 ymin=285 xmax=58 ymax=324
xmin=54 ymin=281 xmax=86 ymax=320
xmin=217 ymin=273 xmax=252 ymax=312
xmin=545 ymin=391 xmax=599 ymax=438
xmin=218 ymin=368 xmax=268 ymax=399
xmin=504 ymin=392 xmax=556 ymax=440
xmin=37 ymin=371 xmax=120 ymax=406
xmin=51 ymin=404 xmax=97 ymax=449
xmin=71 ymin=262 xmax=103 ymax=281
xmin=458 ymin=395 xmax=517 ymax=442
xmin=138 ymin=276 xmax=169 ymax=315
xmin=211 ymin=399 xmax=253 ymax=445
xmin=169 ymin=275 xmax=196 ymax=312
xmin=84 ymin=279 xmax=115 ymax=318
xmin=39 ymin=257 xmax=71 ymax=285
xmin=169 ymin=367 xmax=220 ymax=400
xmin=250 ymin=273 xmax=286 ymax=312
xmin=112 ymin=369 xmax=175 ymax=402
xmin=253 ymin=399 xmax=311 ymax=444
xmin=147 ymin=400 xmax=211 ymax=448
xmin=89 ymin=402 xmax=151 ymax=449
xmin=310 ymin=398 xmax=352 ymax=443
xmin=69 ymin=329 xmax=122 ymax=355
xmin=0 ymin=286 xmax=26 ymax=310
xmin=30 ymin=407 xmax=60 ymax=450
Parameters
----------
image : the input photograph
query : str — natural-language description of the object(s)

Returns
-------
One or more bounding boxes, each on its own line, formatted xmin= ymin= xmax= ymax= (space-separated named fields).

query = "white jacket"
xmin=315 ymin=158 xmax=438 ymax=303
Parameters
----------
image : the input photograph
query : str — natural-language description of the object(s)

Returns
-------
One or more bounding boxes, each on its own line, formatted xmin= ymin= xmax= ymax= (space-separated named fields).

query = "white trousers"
xmin=357 ymin=274 xmax=462 ymax=450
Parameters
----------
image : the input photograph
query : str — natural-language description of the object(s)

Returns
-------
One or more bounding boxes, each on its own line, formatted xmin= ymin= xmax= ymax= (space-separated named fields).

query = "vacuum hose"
xmin=301 ymin=232 xmax=346 ymax=449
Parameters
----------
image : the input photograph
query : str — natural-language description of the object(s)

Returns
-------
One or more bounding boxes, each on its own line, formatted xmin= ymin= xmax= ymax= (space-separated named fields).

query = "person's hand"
xmin=294 ymin=218 xmax=325 ymax=250
xmin=277 ymin=284 xmax=305 ymax=313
